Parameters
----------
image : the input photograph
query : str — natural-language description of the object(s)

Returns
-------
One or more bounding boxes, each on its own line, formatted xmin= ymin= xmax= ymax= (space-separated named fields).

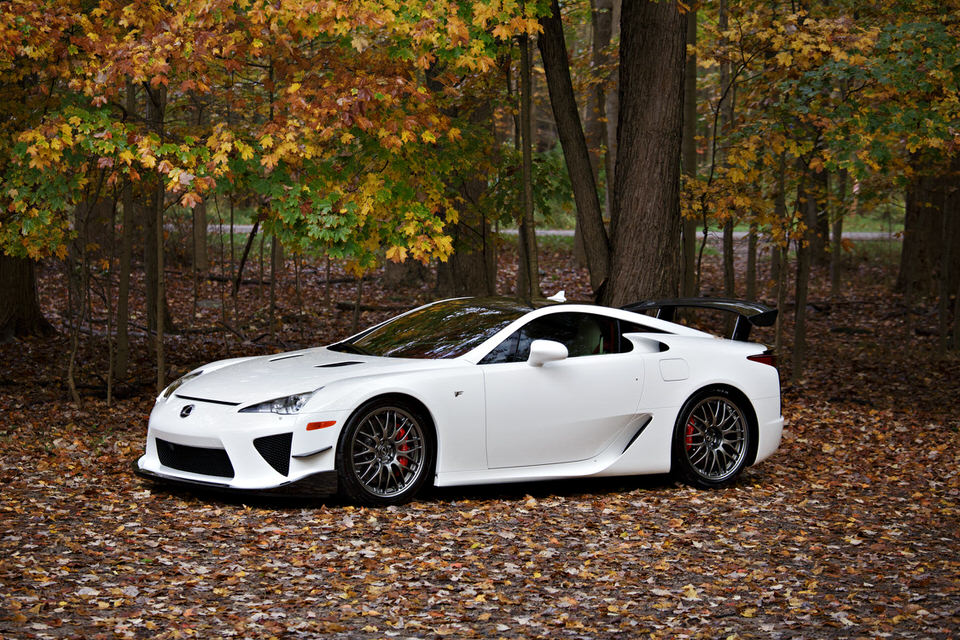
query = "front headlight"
xmin=239 ymin=389 xmax=321 ymax=415
xmin=161 ymin=370 xmax=204 ymax=400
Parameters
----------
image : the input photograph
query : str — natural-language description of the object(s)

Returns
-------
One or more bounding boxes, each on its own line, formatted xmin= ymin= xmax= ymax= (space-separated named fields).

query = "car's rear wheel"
xmin=336 ymin=399 xmax=433 ymax=506
xmin=672 ymin=388 xmax=751 ymax=488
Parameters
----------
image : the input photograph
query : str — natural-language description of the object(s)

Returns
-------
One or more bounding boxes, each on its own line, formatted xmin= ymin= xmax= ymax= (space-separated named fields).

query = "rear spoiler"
xmin=622 ymin=297 xmax=777 ymax=342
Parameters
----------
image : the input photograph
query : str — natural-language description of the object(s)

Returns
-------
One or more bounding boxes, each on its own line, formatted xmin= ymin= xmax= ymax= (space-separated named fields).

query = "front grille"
xmin=254 ymin=433 xmax=293 ymax=476
xmin=156 ymin=439 xmax=235 ymax=478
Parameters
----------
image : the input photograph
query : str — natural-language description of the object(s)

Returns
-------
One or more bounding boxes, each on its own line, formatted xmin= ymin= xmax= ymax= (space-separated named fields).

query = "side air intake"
xmin=254 ymin=433 xmax=293 ymax=476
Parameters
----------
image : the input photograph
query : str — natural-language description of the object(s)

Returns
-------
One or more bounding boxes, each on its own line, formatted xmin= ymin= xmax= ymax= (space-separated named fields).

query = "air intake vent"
xmin=316 ymin=361 xmax=362 ymax=368
xmin=156 ymin=439 xmax=235 ymax=478
xmin=254 ymin=433 xmax=293 ymax=476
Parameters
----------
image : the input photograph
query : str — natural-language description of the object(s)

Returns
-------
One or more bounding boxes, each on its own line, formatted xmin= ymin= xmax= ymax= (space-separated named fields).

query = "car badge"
xmin=180 ymin=404 xmax=195 ymax=418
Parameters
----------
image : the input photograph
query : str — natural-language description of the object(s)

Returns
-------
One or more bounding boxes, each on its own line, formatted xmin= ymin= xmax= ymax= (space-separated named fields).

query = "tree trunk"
xmin=436 ymin=220 xmax=496 ymax=297
xmin=792 ymin=175 xmax=816 ymax=384
xmin=192 ymin=97 xmax=208 ymax=274
xmin=938 ymin=177 xmax=959 ymax=349
xmin=681 ymin=5 xmax=698 ymax=297
xmin=66 ymin=252 xmax=87 ymax=406
xmin=718 ymin=0 xmax=737 ymax=299
xmin=723 ymin=220 xmax=735 ymax=297
xmin=746 ymin=223 xmax=757 ymax=299
xmin=435 ymin=67 xmax=497 ymax=298
xmin=773 ymin=155 xmax=788 ymax=356
xmin=143 ymin=83 xmax=174 ymax=336
xmin=811 ymin=169 xmax=830 ymax=265
xmin=770 ymin=238 xmax=780 ymax=285
xmin=388 ymin=259 xmax=431 ymax=290
xmin=154 ymin=176 xmax=166 ymax=393
xmin=585 ymin=0 xmax=613 ymax=200
xmin=577 ymin=0 xmax=614 ymax=270
xmin=435 ymin=160 xmax=497 ymax=297
xmin=830 ymin=169 xmax=847 ymax=300
xmin=193 ymin=199 xmax=208 ymax=273
xmin=115 ymin=185 xmax=134 ymax=377
xmin=0 ymin=255 xmax=54 ymax=342
xmin=539 ymin=0 xmax=609 ymax=293
xmin=115 ymin=81 xmax=137 ymax=379
xmin=435 ymin=126 xmax=497 ymax=298
xmin=952 ymin=275 xmax=960 ymax=351
xmin=106 ymin=202 xmax=115 ymax=406
xmin=897 ymin=155 xmax=960 ymax=300
xmin=605 ymin=1 xmax=621 ymax=225
xmin=774 ymin=245 xmax=787 ymax=356
xmin=517 ymin=34 xmax=540 ymax=299
xmin=234 ymin=216 xmax=260 ymax=296
xmin=269 ymin=235 xmax=279 ymax=341
xmin=351 ymin=276 xmax=363 ymax=333
xmin=144 ymin=83 xmax=170 ymax=392
xmin=602 ymin=0 xmax=686 ymax=306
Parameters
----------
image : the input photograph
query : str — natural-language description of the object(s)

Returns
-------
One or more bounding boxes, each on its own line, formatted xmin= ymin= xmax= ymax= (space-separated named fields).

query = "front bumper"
xmin=140 ymin=394 xmax=347 ymax=491
xmin=133 ymin=462 xmax=338 ymax=498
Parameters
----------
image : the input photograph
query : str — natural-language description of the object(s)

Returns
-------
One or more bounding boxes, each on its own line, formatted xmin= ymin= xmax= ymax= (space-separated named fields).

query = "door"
xmin=480 ymin=312 xmax=644 ymax=468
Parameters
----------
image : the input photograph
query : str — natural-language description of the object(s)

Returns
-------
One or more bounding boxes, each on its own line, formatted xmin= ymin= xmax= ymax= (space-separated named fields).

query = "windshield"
xmin=330 ymin=298 xmax=534 ymax=359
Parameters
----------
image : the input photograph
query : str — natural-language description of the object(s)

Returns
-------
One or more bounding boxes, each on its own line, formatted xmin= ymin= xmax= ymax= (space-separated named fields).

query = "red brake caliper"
xmin=397 ymin=427 xmax=409 ymax=467
xmin=685 ymin=419 xmax=695 ymax=451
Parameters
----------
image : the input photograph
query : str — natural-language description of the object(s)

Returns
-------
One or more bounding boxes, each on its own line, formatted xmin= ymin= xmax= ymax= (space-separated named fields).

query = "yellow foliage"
xmin=237 ymin=142 xmax=254 ymax=161
xmin=385 ymin=245 xmax=407 ymax=262
xmin=139 ymin=151 xmax=157 ymax=169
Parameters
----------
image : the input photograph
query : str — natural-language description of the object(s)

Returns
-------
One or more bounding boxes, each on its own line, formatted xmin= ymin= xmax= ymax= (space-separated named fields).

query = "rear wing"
xmin=622 ymin=297 xmax=777 ymax=342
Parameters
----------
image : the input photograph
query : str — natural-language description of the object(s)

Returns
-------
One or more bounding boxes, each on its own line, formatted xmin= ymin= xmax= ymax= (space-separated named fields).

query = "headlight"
xmin=161 ymin=371 xmax=204 ymax=399
xmin=239 ymin=389 xmax=321 ymax=415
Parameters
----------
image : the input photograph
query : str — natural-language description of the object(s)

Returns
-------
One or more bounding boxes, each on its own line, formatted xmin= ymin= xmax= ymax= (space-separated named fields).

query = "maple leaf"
xmin=180 ymin=191 xmax=201 ymax=208
xmin=385 ymin=245 xmax=407 ymax=262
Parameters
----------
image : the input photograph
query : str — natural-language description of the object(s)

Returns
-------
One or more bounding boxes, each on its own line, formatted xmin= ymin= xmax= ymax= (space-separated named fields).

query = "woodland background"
xmin=1 ymin=0 xmax=959 ymax=638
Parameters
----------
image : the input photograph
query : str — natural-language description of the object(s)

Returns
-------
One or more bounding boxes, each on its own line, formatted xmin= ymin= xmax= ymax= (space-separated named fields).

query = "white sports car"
xmin=136 ymin=296 xmax=783 ymax=505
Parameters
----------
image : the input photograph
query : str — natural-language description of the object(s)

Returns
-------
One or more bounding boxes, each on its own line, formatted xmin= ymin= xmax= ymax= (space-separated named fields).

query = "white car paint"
xmin=136 ymin=298 xmax=784 ymax=501
xmin=483 ymin=350 xmax=643 ymax=468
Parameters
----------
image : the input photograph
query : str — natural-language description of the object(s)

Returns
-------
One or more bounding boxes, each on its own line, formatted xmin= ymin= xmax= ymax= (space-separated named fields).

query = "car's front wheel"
xmin=336 ymin=399 xmax=434 ymax=506
xmin=671 ymin=388 xmax=751 ymax=488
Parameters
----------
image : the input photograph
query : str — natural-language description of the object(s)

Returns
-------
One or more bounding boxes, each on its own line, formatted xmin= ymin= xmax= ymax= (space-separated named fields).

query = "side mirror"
xmin=527 ymin=339 xmax=568 ymax=367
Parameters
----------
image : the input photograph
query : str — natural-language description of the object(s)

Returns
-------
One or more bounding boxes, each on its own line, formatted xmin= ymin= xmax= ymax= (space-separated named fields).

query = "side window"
xmin=480 ymin=313 xmax=620 ymax=364
xmin=479 ymin=332 xmax=521 ymax=364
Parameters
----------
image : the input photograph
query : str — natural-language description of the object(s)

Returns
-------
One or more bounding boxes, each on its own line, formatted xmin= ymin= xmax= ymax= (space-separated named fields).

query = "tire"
xmin=671 ymin=388 xmax=752 ymax=488
xmin=336 ymin=398 xmax=434 ymax=506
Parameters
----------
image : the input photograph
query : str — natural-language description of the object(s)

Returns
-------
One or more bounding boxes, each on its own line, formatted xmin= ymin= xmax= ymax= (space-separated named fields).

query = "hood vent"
xmin=316 ymin=361 xmax=363 ymax=368
xmin=269 ymin=353 xmax=304 ymax=362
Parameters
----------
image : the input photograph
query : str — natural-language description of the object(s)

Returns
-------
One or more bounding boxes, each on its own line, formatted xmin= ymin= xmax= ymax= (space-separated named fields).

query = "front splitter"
xmin=133 ymin=462 xmax=338 ymax=498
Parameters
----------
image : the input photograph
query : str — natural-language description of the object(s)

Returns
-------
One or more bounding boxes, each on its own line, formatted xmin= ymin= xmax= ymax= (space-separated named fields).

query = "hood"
xmin=172 ymin=347 xmax=438 ymax=405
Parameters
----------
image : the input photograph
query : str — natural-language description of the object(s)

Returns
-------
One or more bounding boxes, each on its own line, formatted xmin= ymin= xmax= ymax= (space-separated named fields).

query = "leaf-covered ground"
xmin=1 ymin=240 xmax=958 ymax=638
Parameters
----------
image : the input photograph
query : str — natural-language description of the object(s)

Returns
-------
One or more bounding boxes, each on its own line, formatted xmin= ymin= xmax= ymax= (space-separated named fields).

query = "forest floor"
xmin=1 ymin=237 xmax=958 ymax=639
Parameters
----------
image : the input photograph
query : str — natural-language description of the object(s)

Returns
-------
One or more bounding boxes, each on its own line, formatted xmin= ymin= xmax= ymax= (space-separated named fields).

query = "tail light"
xmin=747 ymin=351 xmax=777 ymax=368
